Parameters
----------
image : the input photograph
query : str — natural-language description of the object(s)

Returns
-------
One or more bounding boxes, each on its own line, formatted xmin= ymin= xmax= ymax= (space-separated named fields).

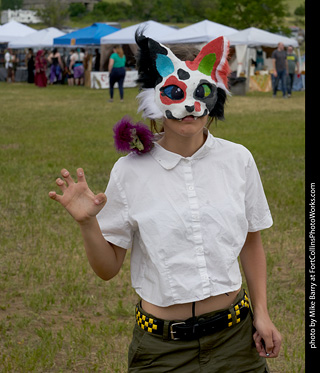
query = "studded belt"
xmin=135 ymin=290 xmax=250 ymax=341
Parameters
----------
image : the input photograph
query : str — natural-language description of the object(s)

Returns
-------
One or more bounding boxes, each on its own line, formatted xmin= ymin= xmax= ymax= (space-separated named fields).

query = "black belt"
xmin=135 ymin=290 xmax=250 ymax=341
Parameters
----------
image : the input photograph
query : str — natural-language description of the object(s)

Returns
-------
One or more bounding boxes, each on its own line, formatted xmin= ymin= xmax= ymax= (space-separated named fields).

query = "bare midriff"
xmin=141 ymin=287 xmax=242 ymax=321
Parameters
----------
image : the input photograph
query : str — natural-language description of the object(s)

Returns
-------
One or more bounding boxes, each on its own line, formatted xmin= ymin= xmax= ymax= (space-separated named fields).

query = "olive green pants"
xmin=128 ymin=290 xmax=269 ymax=372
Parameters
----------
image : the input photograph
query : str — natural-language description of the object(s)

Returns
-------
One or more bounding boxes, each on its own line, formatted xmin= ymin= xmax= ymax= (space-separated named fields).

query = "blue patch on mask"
xmin=156 ymin=54 xmax=174 ymax=77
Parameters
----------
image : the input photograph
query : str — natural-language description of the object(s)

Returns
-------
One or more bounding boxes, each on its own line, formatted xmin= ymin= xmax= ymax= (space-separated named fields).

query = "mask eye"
xmin=162 ymin=85 xmax=184 ymax=100
xmin=195 ymin=84 xmax=212 ymax=99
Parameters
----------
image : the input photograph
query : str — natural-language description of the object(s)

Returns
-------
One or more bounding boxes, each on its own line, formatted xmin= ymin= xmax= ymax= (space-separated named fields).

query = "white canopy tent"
xmin=226 ymin=27 xmax=300 ymax=79
xmin=0 ymin=20 xmax=35 ymax=43
xmin=159 ymin=19 xmax=238 ymax=44
xmin=8 ymin=27 xmax=66 ymax=49
xmin=227 ymin=27 xmax=298 ymax=48
xmin=100 ymin=20 xmax=176 ymax=45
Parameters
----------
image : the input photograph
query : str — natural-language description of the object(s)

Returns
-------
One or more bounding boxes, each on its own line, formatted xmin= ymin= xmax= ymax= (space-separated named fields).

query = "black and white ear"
xmin=135 ymin=30 xmax=171 ymax=88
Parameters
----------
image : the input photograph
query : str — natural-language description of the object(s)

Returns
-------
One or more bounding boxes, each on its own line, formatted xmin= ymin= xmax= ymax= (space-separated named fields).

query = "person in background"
xmin=255 ymin=47 xmax=264 ymax=71
xmin=65 ymin=49 xmax=74 ymax=86
xmin=11 ymin=50 xmax=19 ymax=82
xmin=26 ymin=48 xmax=35 ymax=84
xmin=70 ymin=48 xmax=85 ymax=86
xmin=271 ymin=42 xmax=288 ymax=98
xmin=286 ymin=45 xmax=299 ymax=98
xmin=94 ymin=48 xmax=101 ymax=72
xmin=48 ymin=48 xmax=64 ymax=84
xmin=34 ymin=50 xmax=47 ymax=88
xmin=83 ymin=49 xmax=92 ymax=88
xmin=108 ymin=45 xmax=126 ymax=102
xmin=5 ymin=48 xmax=14 ymax=83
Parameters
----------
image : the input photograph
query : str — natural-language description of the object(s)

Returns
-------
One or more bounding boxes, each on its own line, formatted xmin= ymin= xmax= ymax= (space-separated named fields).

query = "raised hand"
xmin=48 ymin=168 xmax=107 ymax=224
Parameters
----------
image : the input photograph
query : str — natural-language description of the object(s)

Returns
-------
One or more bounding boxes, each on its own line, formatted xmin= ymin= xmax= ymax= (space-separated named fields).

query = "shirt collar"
xmin=150 ymin=128 xmax=215 ymax=170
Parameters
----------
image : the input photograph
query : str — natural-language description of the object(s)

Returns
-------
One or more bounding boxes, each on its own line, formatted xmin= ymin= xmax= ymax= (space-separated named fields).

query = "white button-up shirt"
xmin=97 ymin=130 xmax=272 ymax=307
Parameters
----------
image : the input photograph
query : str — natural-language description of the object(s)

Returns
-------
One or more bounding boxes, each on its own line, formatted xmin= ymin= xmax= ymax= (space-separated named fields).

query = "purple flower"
xmin=113 ymin=116 xmax=154 ymax=155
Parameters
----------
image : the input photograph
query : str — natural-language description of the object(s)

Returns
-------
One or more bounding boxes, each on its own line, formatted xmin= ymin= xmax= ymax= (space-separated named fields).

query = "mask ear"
xmin=135 ymin=31 xmax=172 ymax=88
xmin=185 ymin=36 xmax=230 ymax=93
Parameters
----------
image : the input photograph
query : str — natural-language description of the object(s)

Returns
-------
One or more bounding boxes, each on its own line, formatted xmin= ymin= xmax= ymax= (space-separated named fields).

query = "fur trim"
xmin=209 ymin=88 xmax=227 ymax=120
xmin=137 ymin=88 xmax=163 ymax=119
xmin=215 ymin=37 xmax=231 ymax=94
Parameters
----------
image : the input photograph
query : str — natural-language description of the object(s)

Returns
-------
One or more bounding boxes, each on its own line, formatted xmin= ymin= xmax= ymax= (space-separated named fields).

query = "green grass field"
xmin=0 ymin=83 xmax=305 ymax=372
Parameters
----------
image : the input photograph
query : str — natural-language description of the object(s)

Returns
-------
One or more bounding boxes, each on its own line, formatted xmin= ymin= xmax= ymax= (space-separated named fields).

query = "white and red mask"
xmin=135 ymin=33 xmax=230 ymax=121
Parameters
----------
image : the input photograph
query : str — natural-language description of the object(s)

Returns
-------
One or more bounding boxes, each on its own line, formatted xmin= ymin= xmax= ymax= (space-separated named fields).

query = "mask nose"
xmin=185 ymin=105 xmax=194 ymax=113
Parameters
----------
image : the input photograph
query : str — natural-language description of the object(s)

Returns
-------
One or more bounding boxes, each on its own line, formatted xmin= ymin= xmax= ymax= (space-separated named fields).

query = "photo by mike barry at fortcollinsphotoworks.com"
xmin=306 ymin=182 xmax=318 ymax=369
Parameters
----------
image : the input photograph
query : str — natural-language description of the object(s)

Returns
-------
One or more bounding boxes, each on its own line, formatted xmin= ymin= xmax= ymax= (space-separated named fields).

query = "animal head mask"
xmin=135 ymin=31 xmax=230 ymax=121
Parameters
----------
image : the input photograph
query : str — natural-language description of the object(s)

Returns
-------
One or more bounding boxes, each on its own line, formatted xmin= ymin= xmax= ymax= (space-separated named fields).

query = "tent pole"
xmin=245 ymin=47 xmax=250 ymax=93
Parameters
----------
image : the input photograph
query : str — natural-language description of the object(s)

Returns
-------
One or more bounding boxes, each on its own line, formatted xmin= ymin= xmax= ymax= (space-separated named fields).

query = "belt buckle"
xmin=170 ymin=322 xmax=186 ymax=340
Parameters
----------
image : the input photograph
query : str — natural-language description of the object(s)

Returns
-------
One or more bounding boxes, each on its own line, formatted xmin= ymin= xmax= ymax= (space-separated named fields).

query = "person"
xmin=255 ymin=47 xmax=264 ymax=71
xmin=286 ymin=45 xmax=299 ymax=97
xmin=26 ymin=48 xmax=35 ymax=84
xmin=83 ymin=49 xmax=92 ymax=88
xmin=108 ymin=45 xmax=126 ymax=102
xmin=11 ymin=50 xmax=19 ymax=82
xmin=94 ymin=48 xmax=101 ymax=72
xmin=70 ymin=48 xmax=85 ymax=86
xmin=4 ymin=48 xmax=14 ymax=83
xmin=65 ymin=49 xmax=74 ymax=86
xmin=49 ymin=31 xmax=281 ymax=372
xmin=271 ymin=42 xmax=288 ymax=98
xmin=48 ymin=48 xmax=64 ymax=84
xmin=34 ymin=50 xmax=47 ymax=88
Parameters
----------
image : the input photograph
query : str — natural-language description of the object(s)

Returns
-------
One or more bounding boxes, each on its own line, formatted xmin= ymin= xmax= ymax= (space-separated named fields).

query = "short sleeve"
xmin=245 ymin=155 xmax=273 ymax=232
xmin=96 ymin=167 xmax=133 ymax=250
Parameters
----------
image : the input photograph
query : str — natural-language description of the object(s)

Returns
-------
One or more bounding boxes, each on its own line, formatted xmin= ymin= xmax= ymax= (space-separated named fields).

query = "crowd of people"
xmin=4 ymin=42 xmax=300 ymax=102
xmin=271 ymin=42 xmax=299 ymax=98
xmin=4 ymin=47 xmax=101 ymax=88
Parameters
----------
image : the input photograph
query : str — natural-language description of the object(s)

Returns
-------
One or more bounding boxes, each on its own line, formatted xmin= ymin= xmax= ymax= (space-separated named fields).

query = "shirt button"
xmin=188 ymin=185 xmax=194 ymax=191
xmin=201 ymin=273 xmax=209 ymax=281
xmin=196 ymin=246 xmax=203 ymax=253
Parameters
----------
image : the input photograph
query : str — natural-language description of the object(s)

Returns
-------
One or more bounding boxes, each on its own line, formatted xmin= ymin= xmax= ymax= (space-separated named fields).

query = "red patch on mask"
xmin=160 ymin=76 xmax=187 ymax=105
xmin=194 ymin=102 xmax=201 ymax=112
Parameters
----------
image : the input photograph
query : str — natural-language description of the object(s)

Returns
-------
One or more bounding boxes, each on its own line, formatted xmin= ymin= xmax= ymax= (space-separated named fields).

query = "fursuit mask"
xmin=135 ymin=32 xmax=230 ymax=121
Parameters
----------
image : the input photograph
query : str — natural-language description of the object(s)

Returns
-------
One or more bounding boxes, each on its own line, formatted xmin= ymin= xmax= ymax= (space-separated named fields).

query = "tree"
xmin=213 ymin=0 xmax=289 ymax=34
xmin=294 ymin=2 xmax=305 ymax=16
xmin=294 ymin=1 xmax=305 ymax=27
xmin=131 ymin=0 xmax=155 ymax=21
xmin=91 ymin=1 xmax=131 ymax=22
xmin=1 ymin=0 xmax=23 ymax=10
xmin=37 ymin=0 xmax=69 ymax=28
xmin=69 ymin=2 xmax=87 ymax=19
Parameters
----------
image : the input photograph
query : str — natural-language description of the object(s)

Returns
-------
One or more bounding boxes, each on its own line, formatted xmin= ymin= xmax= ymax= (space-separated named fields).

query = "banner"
xmin=90 ymin=71 xmax=139 ymax=89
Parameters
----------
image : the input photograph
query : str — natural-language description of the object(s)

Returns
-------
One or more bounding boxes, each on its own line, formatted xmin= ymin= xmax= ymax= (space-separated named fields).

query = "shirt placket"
xmin=182 ymin=159 xmax=211 ymax=298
